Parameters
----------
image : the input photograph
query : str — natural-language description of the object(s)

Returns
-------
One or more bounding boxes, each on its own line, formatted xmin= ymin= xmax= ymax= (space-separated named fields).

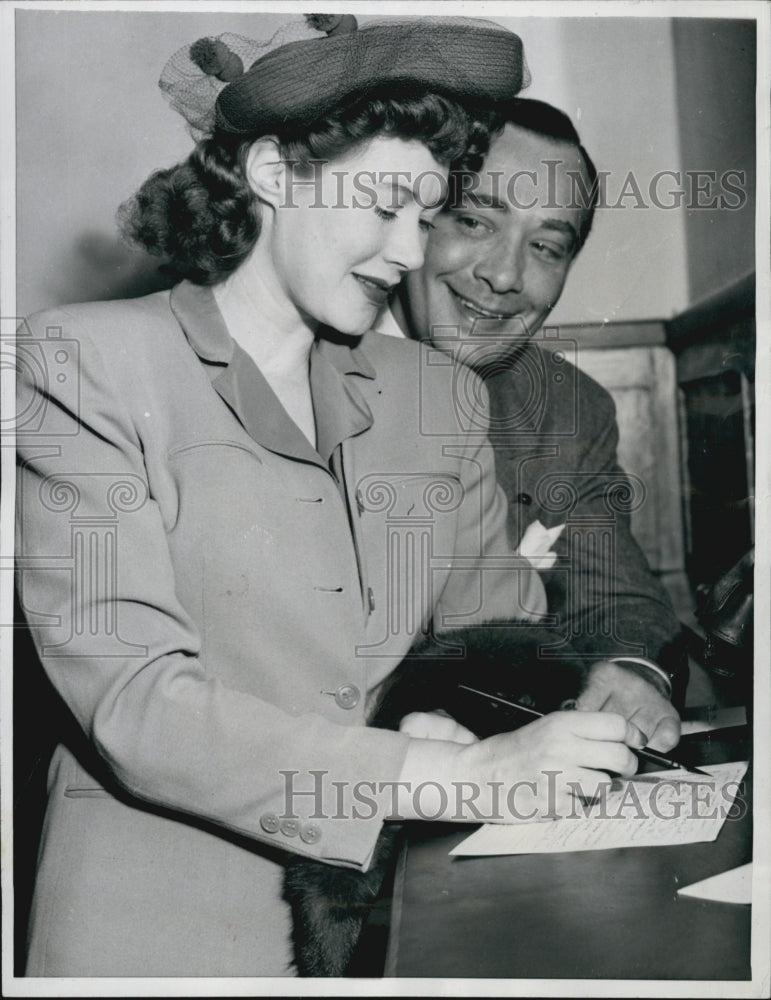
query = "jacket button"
xmin=280 ymin=818 xmax=300 ymax=838
xmin=355 ymin=488 xmax=365 ymax=514
xmin=335 ymin=684 xmax=361 ymax=710
xmin=367 ymin=588 xmax=376 ymax=612
xmin=300 ymin=822 xmax=322 ymax=845
xmin=260 ymin=812 xmax=280 ymax=834
xmin=516 ymin=492 xmax=533 ymax=505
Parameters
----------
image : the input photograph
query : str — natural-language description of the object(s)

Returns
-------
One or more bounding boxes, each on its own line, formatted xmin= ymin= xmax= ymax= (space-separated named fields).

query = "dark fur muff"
xmin=282 ymin=623 xmax=587 ymax=976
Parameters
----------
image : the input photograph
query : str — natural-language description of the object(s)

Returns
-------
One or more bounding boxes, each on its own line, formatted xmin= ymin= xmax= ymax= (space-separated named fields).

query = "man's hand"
xmin=576 ymin=660 xmax=681 ymax=752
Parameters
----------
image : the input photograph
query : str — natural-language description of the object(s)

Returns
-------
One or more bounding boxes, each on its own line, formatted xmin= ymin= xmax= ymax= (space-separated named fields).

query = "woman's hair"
xmin=120 ymin=89 xmax=500 ymax=285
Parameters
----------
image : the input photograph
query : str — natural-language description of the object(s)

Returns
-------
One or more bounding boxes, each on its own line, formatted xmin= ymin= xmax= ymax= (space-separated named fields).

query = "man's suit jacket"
xmin=15 ymin=281 xmax=545 ymax=976
xmin=485 ymin=342 xmax=684 ymax=686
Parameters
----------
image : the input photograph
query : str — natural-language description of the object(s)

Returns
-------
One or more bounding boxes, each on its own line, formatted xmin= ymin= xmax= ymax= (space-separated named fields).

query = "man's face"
xmin=403 ymin=122 xmax=591 ymax=368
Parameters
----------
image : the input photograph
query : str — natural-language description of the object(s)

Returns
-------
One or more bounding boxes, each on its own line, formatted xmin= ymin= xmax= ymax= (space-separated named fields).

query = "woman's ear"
xmin=244 ymin=138 xmax=286 ymax=207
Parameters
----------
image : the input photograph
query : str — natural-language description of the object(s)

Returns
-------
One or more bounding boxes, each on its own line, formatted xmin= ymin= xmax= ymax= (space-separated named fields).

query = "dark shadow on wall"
xmin=57 ymin=231 xmax=176 ymax=306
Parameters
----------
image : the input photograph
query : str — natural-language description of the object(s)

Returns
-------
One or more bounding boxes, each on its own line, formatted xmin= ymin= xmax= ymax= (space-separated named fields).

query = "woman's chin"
xmin=326 ymin=306 xmax=380 ymax=337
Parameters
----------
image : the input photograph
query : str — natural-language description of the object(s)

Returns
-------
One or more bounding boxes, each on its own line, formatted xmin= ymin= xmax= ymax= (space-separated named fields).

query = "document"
xmin=450 ymin=761 xmax=748 ymax=856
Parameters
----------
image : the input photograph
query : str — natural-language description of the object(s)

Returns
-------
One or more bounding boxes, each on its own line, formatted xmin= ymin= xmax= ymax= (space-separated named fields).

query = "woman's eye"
xmin=419 ymin=218 xmax=436 ymax=233
xmin=374 ymin=206 xmax=398 ymax=222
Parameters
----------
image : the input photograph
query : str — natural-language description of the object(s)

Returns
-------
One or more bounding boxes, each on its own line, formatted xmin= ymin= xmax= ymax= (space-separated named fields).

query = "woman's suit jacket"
xmin=16 ymin=280 xmax=545 ymax=976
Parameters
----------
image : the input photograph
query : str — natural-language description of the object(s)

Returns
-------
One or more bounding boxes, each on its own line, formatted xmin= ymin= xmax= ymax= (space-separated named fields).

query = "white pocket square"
xmin=515 ymin=520 xmax=565 ymax=570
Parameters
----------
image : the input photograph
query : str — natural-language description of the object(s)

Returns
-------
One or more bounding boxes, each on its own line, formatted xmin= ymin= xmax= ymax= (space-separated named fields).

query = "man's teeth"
xmin=458 ymin=295 xmax=510 ymax=320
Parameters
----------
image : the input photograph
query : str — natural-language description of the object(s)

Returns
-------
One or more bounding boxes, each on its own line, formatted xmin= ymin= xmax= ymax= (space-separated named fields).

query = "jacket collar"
xmin=169 ymin=280 xmax=375 ymax=466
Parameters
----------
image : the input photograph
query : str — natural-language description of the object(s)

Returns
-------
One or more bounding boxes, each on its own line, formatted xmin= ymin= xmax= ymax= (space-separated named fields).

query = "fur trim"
xmin=283 ymin=621 xmax=587 ymax=975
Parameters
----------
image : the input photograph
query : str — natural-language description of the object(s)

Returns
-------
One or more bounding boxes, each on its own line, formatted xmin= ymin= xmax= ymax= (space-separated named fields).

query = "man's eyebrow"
xmin=541 ymin=219 xmax=579 ymax=247
xmin=452 ymin=190 xmax=507 ymax=211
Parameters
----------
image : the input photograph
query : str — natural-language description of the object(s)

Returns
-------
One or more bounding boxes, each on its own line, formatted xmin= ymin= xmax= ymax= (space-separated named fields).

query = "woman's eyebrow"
xmin=373 ymin=180 xmax=417 ymax=203
xmin=375 ymin=180 xmax=448 ymax=211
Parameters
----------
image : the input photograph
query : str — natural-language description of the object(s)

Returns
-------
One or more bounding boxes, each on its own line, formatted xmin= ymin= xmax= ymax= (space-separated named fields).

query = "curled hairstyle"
xmin=120 ymin=89 xmax=499 ymax=285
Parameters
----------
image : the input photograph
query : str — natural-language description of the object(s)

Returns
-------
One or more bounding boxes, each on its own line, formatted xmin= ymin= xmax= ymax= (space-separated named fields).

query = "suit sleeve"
xmin=15 ymin=310 xmax=410 ymax=871
xmin=539 ymin=384 xmax=686 ymax=689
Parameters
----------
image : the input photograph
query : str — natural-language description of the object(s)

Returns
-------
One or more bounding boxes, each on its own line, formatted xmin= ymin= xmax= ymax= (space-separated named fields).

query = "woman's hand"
xmin=396 ymin=710 xmax=645 ymax=823
xmin=456 ymin=711 xmax=644 ymax=819
xmin=399 ymin=710 xmax=478 ymax=745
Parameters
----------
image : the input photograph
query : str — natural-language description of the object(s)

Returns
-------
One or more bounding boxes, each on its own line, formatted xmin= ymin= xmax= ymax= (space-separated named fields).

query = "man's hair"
xmin=451 ymin=98 xmax=599 ymax=254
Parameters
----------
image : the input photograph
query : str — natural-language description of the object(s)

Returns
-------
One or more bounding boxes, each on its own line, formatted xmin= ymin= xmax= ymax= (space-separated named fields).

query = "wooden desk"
xmin=385 ymin=731 xmax=752 ymax=980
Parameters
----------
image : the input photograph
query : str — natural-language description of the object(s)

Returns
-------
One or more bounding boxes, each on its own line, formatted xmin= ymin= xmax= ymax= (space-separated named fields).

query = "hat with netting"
xmin=160 ymin=14 xmax=528 ymax=137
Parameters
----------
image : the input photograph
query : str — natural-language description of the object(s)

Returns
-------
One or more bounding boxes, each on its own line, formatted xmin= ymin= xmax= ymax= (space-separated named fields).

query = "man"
xmin=386 ymin=99 xmax=686 ymax=752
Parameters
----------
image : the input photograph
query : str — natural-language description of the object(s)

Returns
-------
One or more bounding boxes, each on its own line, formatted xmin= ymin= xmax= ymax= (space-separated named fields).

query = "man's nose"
xmin=473 ymin=239 xmax=525 ymax=295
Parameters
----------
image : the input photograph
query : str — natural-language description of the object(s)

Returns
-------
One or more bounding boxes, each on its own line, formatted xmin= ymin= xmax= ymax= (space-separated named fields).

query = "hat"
xmin=160 ymin=15 xmax=527 ymax=137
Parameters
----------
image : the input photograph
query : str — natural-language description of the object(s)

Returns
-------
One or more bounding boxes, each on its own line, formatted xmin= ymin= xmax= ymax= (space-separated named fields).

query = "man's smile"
xmin=447 ymin=285 xmax=521 ymax=323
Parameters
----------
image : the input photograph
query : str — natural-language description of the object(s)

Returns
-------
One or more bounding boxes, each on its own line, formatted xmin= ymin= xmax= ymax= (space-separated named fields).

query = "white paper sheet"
xmin=677 ymin=863 xmax=753 ymax=904
xmin=450 ymin=761 xmax=748 ymax=856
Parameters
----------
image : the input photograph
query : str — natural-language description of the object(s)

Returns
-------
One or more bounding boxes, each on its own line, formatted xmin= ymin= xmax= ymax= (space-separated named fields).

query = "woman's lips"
xmin=353 ymin=273 xmax=395 ymax=306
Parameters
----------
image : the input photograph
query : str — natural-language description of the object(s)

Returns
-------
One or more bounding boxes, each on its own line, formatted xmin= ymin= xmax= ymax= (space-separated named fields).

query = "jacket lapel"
xmin=170 ymin=281 xmax=375 ymax=467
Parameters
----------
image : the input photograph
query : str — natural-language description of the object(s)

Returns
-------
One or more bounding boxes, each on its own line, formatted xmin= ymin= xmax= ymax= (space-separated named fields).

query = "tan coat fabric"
xmin=16 ymin=281 xmax=545 ymax=976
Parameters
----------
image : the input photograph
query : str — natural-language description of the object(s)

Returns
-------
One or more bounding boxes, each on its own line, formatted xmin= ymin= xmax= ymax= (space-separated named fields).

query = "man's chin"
xmin=424 ymin=319 xmax=527 ymax=370
xmin=430 ymin=339 xmax=511 ymax=373
xmin=432 ymin=313 xmax=534 ymax=347
xmin=426 ymin=321 xmax=473 ymax=346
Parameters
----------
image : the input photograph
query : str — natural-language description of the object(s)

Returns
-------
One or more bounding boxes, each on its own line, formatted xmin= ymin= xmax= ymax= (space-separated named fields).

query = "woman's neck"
xmin=213 ymin=247 xmax=318 ymax=446
xmin=213 ymin=248 xmax=316 ymax=378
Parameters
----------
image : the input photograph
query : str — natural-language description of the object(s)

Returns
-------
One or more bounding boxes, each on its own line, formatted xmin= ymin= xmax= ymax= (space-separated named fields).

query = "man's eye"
xmin=374 ymin=206 xmax=398 ymax=222
xmin=419 ymin=218 xmax=436 ymax=233
xmin=454 ymin=215 xmax=490 ymax=234
xmin=531 ymin=241 xmax=567 ymax=261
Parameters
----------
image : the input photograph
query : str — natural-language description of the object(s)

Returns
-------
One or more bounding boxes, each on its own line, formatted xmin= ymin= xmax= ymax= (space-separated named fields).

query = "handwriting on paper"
xmin=450 ymin=761 xmax=748 ymax=857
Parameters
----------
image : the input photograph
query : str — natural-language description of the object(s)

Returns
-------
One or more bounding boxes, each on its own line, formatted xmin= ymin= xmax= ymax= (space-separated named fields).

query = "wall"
xmin=672 ymin=18 xmax=756 ymax=304
xmin=491 ymin=15 xmax=691 ymax=327
xmin=15 ymin=11 xmax=755 ymax=323
xmin=16 ymin=10 xmax=290 ymax=315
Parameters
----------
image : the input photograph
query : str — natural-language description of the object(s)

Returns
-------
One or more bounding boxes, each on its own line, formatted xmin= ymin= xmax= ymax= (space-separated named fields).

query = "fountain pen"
xmin=458 ymin=683 xmax=711 ymax=777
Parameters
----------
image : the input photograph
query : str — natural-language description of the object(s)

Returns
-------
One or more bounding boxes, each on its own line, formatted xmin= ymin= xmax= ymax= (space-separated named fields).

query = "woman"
xmin=16 ymin=15 xmax=643 ymax=977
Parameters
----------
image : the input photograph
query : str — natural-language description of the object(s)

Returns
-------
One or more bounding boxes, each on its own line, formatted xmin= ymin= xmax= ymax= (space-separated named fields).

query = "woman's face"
xmin=268 ymin=135 xmax=448 ymax=335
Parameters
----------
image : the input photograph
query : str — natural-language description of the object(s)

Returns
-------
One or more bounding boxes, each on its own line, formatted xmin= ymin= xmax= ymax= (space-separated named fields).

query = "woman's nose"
xmin=384 ymin=217 xmax=427 ymax=273
xmin=473 ymin=238 xmax=525 ymax=295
